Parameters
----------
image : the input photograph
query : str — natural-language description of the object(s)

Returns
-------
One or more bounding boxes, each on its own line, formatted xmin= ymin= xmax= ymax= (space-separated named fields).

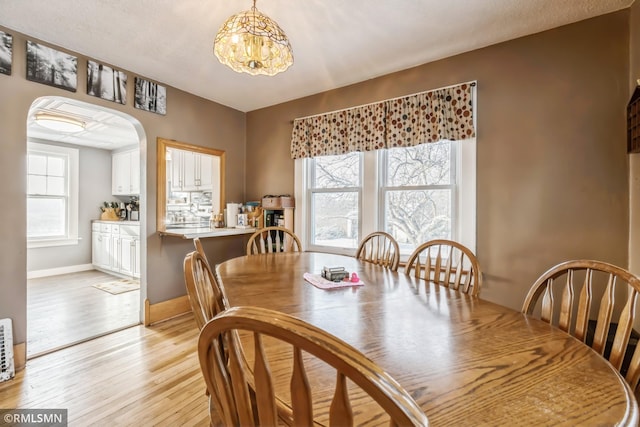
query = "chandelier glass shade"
xmin=214 ymin=0 xmax=293 ymax=76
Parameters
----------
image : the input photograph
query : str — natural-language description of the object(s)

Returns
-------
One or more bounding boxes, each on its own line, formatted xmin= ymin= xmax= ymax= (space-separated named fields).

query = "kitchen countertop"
xmin=93 ymin=220 xmax=141 ymax=225
xmin=159 ymin=226 xmax=256 ymax=239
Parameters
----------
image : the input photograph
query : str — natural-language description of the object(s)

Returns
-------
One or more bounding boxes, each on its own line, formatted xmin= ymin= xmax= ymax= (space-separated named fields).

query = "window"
xmin=297 ymin=140 xmax=476 ymax=258
xmin=381 ymin=141 xmax=455 ymax=255
xmin=307 ymin=152 xmax=361 ymax=250
xmin=27 ymin=142 xmax=79 ymax=248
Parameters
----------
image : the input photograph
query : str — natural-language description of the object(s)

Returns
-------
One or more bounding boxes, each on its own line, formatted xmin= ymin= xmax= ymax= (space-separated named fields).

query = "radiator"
xmin=0 ymin=318 xmax=15 ymax=382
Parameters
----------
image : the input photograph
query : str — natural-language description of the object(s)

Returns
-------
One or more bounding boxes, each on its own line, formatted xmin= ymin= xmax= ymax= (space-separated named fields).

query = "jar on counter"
xmin=211 ymin=213 xmax=225 ymax=228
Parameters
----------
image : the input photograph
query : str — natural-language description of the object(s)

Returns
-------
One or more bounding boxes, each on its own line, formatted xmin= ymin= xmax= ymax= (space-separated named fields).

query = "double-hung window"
xmin=380 ymin=140 xmax=456 ymax=255
xmin=298 ymin=139 xmax=475 ymax=258
xmin=27 ymin=142 xmax=79 ymax=248
xmin=307 ymin=152 xmax=361 ymax=252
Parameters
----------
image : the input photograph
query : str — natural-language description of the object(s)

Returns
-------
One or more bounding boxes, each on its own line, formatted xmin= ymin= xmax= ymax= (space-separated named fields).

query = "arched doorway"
xmin=25 ymin=96 xmax=147 ymax=357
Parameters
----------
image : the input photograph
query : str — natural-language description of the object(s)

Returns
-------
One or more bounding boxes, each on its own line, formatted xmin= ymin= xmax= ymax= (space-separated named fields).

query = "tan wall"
xmin=0 ymin=27 xmax=247 ymax=345
xmin=629 ymin=1 xmax=640 ymax=275
xmin=246 ymin=11 xmax=631 ymax=311
xmin=1 ymin=9 xmax=633 ymax=348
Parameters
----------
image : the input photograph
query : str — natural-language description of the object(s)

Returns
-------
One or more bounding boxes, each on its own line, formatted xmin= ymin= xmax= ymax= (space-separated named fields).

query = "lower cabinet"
xmin=91 ymin=227 xmax=113 ymax=270
xmin=91 ymin=221 xmax=140 ymax=279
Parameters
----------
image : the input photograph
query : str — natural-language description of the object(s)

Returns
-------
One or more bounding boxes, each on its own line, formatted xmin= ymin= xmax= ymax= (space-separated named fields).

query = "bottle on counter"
xmin=212 ymin=213 xmax=225 ymax=228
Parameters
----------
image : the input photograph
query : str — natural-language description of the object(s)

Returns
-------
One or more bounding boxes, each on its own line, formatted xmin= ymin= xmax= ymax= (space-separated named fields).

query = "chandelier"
xmin=214 ymin=0 xmax=293 ymax=76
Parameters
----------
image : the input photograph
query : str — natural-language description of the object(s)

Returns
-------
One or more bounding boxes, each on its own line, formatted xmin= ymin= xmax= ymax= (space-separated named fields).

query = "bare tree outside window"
xmin=314 ymin=154 xmax=359 ymax=188
xmin=307 ymin=142 xmax=455 ymax=254
xmin=384 ymin=141 xmax=454 ymax=253
xmin=311 ymin=153 xmax=360 ymax=248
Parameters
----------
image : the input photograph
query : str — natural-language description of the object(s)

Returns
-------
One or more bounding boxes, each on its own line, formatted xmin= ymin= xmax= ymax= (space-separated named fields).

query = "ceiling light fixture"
xmin=214 ymin=0 xmax=293 ymax=76
xmin=34 ymin=112 xmax=85 ymax=133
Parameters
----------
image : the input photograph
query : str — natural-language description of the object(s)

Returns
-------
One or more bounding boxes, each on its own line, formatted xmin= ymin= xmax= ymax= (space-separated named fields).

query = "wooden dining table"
xmin=216 ymin=251 xmax=639 ymax=426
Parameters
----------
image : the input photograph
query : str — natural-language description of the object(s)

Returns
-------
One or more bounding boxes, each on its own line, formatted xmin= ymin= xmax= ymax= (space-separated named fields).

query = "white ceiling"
xmin=0 ymin=0 xmax=634 ymax=114
xmin=27 ymin=96 xmax=138 ymax=150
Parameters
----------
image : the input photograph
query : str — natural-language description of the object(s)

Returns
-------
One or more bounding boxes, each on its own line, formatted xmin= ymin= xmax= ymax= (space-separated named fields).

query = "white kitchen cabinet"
xmin=91 ymin=223 xmax=113 ymax=270
xmin=131 ymin=152 xmax=140 ymax=195
xmin=198 ymin=154 xmax=214 ymax=188
xmin=92 ymin=221 xmax=140 ymax=279
xmin=118 ymin=235 xmax=134 ymax=276
xmin=167 ymin=147 xmax=214 ymax=192
xmin=182 ymin=150 xmax=197 ymax=191
xmin=118 ymin=225 xmax=140 ymax=278
xmin=168 ymin=148 xmax=183 ymax=192
xmin=112 ymin=148 xmax=140 ymax=195
xmin=133 ymin=238 xmax=141 ymax=278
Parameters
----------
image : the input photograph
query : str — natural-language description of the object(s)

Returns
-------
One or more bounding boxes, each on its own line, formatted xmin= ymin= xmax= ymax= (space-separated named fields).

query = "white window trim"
xmin=457 ymin=138 xmax=477 ymax=254
xmin=294 ymin=158 xmax=307 ymax=248
xmin=294 ymin=139 xmax=476 ymax=257
xmin=27 ymin=142 xmax=80 ymax=249
xmin=300 ymin=154 xmax=362 ymax=256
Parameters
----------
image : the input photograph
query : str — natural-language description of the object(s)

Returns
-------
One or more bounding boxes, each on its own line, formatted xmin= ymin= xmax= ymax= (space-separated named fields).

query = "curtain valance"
xmin=290 ymin=82 xmax=475 ymax=159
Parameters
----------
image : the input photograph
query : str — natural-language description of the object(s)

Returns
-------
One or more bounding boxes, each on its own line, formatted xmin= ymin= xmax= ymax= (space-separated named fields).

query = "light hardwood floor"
xmin=1 ymin=314 xmax=210 ymax=426
xmin=28 ymin=270 xmax=140 ymax=357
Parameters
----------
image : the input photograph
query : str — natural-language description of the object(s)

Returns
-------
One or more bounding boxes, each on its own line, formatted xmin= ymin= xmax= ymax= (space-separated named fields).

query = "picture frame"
xmin=26 ymin=40 xmax=77 ymax=92
xmin=134 ymin=77 xmax=166 ymax=115
xmin=87 ymin=60 xmax=127 ymax=104
xmin=0 ymin=30 xmax=12 ymax=76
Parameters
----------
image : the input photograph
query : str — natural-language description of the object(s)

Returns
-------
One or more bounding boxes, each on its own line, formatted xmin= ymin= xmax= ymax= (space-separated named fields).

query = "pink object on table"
xmin=304 ymin=272 xmax=364 ymax=289
xmin=350 ymin=272 xmax=359 ymax=282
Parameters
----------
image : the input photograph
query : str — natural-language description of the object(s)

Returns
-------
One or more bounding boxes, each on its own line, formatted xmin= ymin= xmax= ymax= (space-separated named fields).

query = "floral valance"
xmin=290 ymin=82 xmax=476 ymax=159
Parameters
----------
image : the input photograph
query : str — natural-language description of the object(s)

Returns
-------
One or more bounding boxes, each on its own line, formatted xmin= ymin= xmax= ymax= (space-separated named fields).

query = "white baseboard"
xmin=27 ymin=263 xmax=94 ymax=279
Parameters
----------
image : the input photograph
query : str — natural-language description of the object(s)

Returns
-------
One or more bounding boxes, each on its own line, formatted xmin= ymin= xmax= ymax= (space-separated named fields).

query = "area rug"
xmin=92 ymin=278 xmax=140 ymax=295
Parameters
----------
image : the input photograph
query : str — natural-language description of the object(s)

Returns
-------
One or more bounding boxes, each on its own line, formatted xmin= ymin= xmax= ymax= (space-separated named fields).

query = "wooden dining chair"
xmin=183 ymin=250 xmax=228 ymax=331
xmin=193 ymin=237 xmax=211 ymax=268
xmin=522 ymin=259 xmax=640 ymax=393
xmin=246 ymin=226 xmax=302 ymax=255
xmin=404 ymin=239 xmax=482 ymax=296
xmin=355 ymin=231 xmax=400 ymax=272
xmin=185 ymin=251 xmax=298 ymax=425
xmin=198 ymin=306 xmax=429 ymax=427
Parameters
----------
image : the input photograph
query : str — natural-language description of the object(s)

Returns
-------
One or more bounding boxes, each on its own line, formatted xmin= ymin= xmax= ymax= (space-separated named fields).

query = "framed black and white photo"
xmin=0 ymin=30 xmax=12 ymax=75
xmin=87 ymin=60 xmax=127 ymax=104
xmin=134 ymin=77 xmax=166 ymax=115
xmin=26 ymin=41 xmax=77 ymax=91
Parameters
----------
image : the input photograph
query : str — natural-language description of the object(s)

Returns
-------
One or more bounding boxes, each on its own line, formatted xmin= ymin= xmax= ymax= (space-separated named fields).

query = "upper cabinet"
xmin=157 ymin=138 xmax=225 ymax=232
xmin=169 ymin=148 xmax=217 ymax=192
xmin=112 ymin=147 xmax=140 ymax=195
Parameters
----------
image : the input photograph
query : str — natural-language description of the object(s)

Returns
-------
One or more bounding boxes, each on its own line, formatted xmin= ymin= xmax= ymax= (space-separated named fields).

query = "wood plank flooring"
xmin=28 ymin=270 xmax=140 ymax=357
xmin=1 ymin=314 xmax=210 ymax=426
